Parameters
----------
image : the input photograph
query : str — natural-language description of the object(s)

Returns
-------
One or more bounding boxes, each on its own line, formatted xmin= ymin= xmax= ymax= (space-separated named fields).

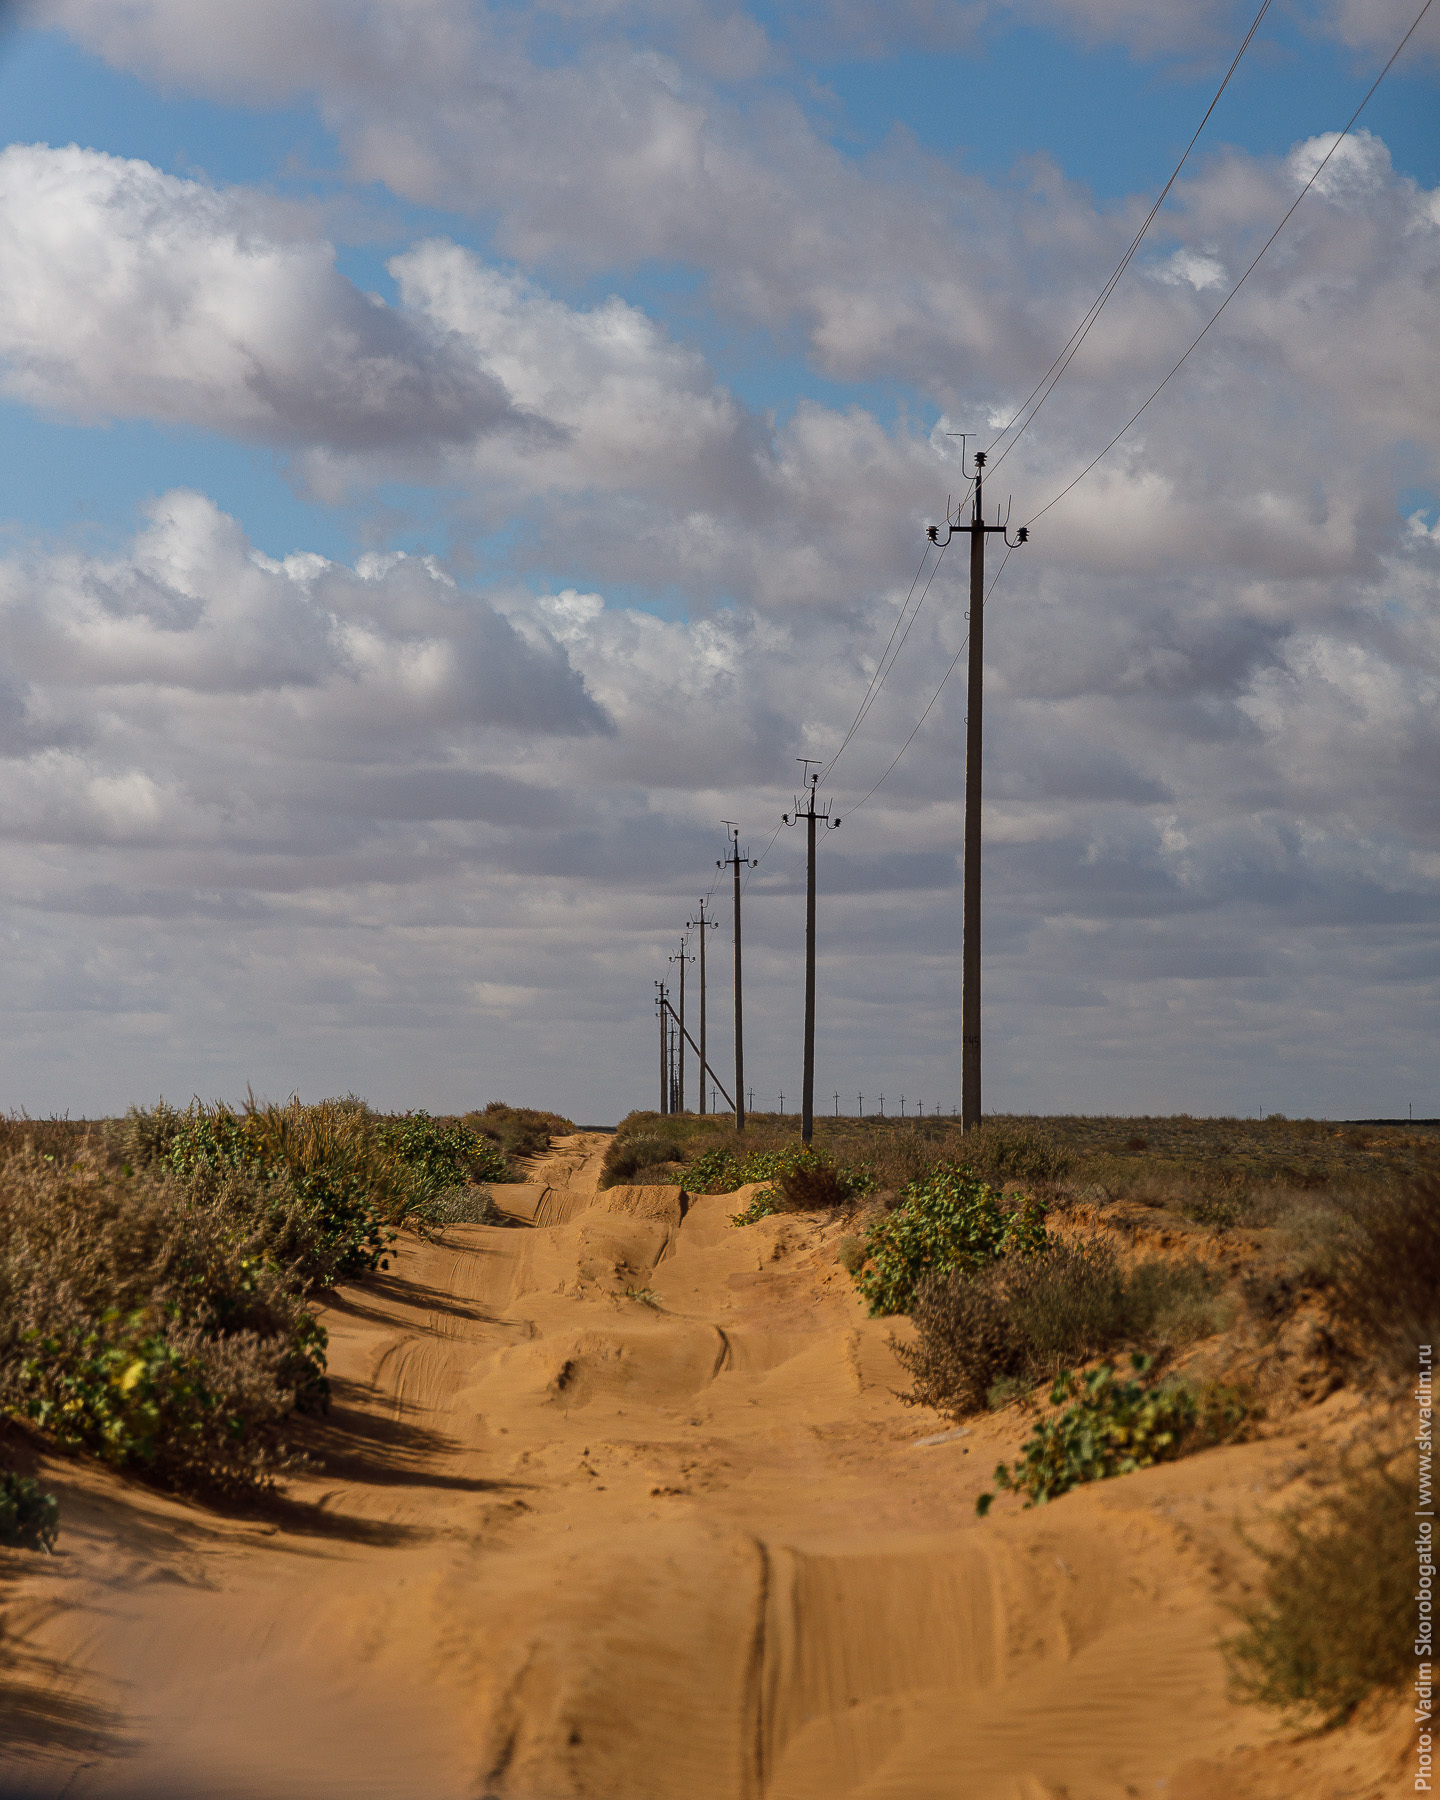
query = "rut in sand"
xmin=0 ymin=1133 xmax=1404 ymax=1799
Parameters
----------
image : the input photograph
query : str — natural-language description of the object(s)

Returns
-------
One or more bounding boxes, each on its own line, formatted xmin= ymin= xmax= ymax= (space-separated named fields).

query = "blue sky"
xmin=0 ymin=0 xmax=1435 ymax=1120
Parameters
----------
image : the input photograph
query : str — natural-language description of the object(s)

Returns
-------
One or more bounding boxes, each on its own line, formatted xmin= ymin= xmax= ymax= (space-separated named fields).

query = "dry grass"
xmin=1227 ymin=1445 xmax=1413 ymax=1725
xmin=898 ymin=1241 xmax=1228 ymax=1420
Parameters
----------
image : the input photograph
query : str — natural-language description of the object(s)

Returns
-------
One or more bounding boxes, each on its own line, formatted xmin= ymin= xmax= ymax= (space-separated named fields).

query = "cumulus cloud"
xmin=0 ymin=143 xmax=543 ymax=464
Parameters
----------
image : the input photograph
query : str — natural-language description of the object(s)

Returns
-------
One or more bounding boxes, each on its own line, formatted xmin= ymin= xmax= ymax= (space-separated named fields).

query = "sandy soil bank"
xmin=0 ymin=1133 xmax=1408 ymax=1798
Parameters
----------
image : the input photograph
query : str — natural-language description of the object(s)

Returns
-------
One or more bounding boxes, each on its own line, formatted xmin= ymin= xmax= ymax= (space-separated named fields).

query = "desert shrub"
xmin=133 ymin=1098 xmax=409 ymax=1282
xmin=375 ymin=1111 xmax=507 ymax=1194
xmin=600 ymin=1134 xmax=685 ymax=1188
xmin=976 ymin=1355 xmax=1256 ymax=1513
xmin=0 ymin=1152 xmax=323 ymax=1492
xmin=959 ymin=1120 xmax=1073 ymax=1185
xmin=900 ymin=1243 xmax=1228 ymax=1420
xmin=1326 ymin=1179 xmax=1440 ymax=1385
xmin=837 ymin=1234 xmax=867 ymax=1273
xmin=685 ymin=1146 xmax=745 ymax=1193
xmin=470 ymin=1102 xmax=575 ymax=1162
xmin=777 ymin=1158 xmax=851 ymax=1209
xmin=0 ymin=1469 xmax=59 ymax=1552
xmin=854 ymin=1164 xmax=1047 ymax=1317
xmin=1226 ymin=1452 xmax=1412 ymax=1725
xmin=412 ymin=1185 xmax=496 ymax=1228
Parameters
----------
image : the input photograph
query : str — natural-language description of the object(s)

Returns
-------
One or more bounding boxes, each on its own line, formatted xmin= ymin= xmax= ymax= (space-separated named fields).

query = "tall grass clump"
xmin=599 ymin=1133 xmax=685 ymax=1188
xmin=0 ymin=1149 xmax=324 ymax=1493
xmin=1227 ymin=1452 xmax=1412 ymax=1724
xmin=468 ymin=1102 xmax=575 ymax=1163
xmin=854 ymin=1164 xmax=1047 ymax=1316
xmin=898 ymin=1240 xmax=1229 ymax=1419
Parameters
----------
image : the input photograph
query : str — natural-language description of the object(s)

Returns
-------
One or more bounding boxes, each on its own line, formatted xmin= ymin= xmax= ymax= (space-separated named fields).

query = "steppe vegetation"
xmin=2 ymin=1099 xmax=1428 ymax=1747
xmin=0 ymin=1097 xmax=572 ymax=1504
xmin=612 ymin=1104 xmax=1434 ymax=1729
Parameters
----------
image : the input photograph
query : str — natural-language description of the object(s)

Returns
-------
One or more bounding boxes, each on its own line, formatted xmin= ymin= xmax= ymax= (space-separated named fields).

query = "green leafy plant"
xmin=853 ymin=1164 xmax=1047 ymax=1316
xmin=976 ymin=1354 xmax=1256 ymax=1513
xmin=376 ymin=1111 xmax=507 ymax=1194
xmin=0 ymin=1469 xmax=59 ymax=1552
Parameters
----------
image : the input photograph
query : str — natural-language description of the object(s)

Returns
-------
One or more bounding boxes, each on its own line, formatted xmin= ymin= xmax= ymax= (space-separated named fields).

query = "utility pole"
xmin=669 ymin=935 xmax=695 ymax=1113
xmin=782 ymin=762 xmax=839 ymax=1147
xmin=686 ymin=898 xmax=719 ymax=1115
xmin=718 ymin=825 xmax=756 ymax=1132
xmin=654 ymin=980 xmax=669 ymax=1114
xmin=928 ymin=450 xmax=1028 ymax=1131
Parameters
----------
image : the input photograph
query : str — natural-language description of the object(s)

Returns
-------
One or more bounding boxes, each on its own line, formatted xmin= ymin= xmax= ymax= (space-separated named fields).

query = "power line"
xmin=1023 ymin=0 xmax=1437 ymax=528
xmin=984 ymin=0 xmax=1277 ymax=474
xmin=820 ymin=536 xmax=946 ymax=783
xmin=840 ymin=543 xmax=1016 ymax=821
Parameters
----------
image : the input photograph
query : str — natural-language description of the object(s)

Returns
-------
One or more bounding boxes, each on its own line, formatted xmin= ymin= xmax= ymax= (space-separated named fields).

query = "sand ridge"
xmin=0 ymin=1132 xmax=1407 ymax=1798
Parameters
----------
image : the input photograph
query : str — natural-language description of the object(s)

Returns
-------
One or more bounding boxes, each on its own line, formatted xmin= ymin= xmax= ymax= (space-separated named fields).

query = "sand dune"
xmin=0 ymin=1134 xmax=1404 ymax=1798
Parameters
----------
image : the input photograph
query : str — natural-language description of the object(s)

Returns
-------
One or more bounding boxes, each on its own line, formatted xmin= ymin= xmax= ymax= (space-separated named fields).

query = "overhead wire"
xmin=838 ymin=543 xmax=1017 ymax=822
xmin=1022 ymin=0 xmax=1436 ymax=529
xmin=983 ymin=0 xmax=1275 ymax=475
xmin=817 ymin=540 xmax=934 ymax=784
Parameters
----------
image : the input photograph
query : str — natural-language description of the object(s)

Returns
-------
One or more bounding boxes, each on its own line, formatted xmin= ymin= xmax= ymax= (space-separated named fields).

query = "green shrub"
xmin=376 ymin=1111 xmax=507 ymax=1193
xmin=1226 ymin=1452 xmax=1412 ymax=1725
xmin=720 ymin=1144 xmax=874 ymax=1213
xmin=0 ymin=1151 xmax=324 ymax=1493
xmin=976 ymin=1355 xmax=1256 ymax=1513
xmin=0 ymin=1469 xmax=59 ymax=1552
xmin=854 ymin=1164 xmax=1047 ymax=1316
xmin=144 ymin=1098 xmax=408 ymax=1282
xmin=687 ymin=1146 xmax=745 ymax=1192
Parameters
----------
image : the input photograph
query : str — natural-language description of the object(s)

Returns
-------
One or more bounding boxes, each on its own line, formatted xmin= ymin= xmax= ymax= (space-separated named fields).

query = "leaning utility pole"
xmin=718 ymin=824 xmax=757 ymax=1132
xmin=668 ymin=935 xmax=695 ymax=1113
xmin=927 ymin=448 xmax=1028 ymax=1131
xmin=686 ymin=898 xmax=719 ymax=1114
xmin=782 ymin=761 xmax=840 ymax=1146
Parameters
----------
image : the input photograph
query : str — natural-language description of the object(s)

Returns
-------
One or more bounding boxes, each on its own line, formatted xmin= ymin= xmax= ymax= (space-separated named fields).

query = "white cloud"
xmin=0 ymin=143 xmax=541 ymax=463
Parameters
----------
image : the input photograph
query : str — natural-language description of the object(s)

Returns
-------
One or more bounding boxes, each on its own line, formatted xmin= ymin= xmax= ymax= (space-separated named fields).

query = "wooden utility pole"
xmin=654 ymin=980 xmax=669 ymax=1114
xmin=782 ymin=762 xmax=839 ymax=1146
xmin=927 ymin=450 xmax=1027 ymax=1131
xmin=669 ymin=935 xmax=695 ymax=1113
xmin=686 ymin=898 xmax=719 ymax=1114
xmin=718 ymin=824 xmax=756 ymax=1132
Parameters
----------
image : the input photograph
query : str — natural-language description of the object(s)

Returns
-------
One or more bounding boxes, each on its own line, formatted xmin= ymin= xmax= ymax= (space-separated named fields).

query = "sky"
xmin=0 ymin=0 xmax=1435 ymax=1124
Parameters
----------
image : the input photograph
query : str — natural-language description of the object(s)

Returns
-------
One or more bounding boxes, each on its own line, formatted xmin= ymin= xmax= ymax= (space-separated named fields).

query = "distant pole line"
xmin=661 ymin=997 xmax=733 ymax=1112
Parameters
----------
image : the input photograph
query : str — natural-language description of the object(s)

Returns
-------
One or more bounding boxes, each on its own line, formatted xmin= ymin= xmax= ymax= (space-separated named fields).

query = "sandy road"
xmin=0 ymin=1134 xmax=1405 ymax=1799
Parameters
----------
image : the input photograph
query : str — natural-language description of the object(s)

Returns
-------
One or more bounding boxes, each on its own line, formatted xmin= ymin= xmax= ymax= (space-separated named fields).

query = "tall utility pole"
xmin=928 ymin=449 xmax=1028 ymax=1131
xmin=668 ymin=935 xmax=695 ymax=1113
xmin=686 ymin=898 xmax=719 ymax=1114
xmin=718 ymin=825 xmax=756 ymax=1132
xmin=782 ymin=762 xmax=839 ymax=1147
xmin=654 ymin=980 xmax=669 ymax=1114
